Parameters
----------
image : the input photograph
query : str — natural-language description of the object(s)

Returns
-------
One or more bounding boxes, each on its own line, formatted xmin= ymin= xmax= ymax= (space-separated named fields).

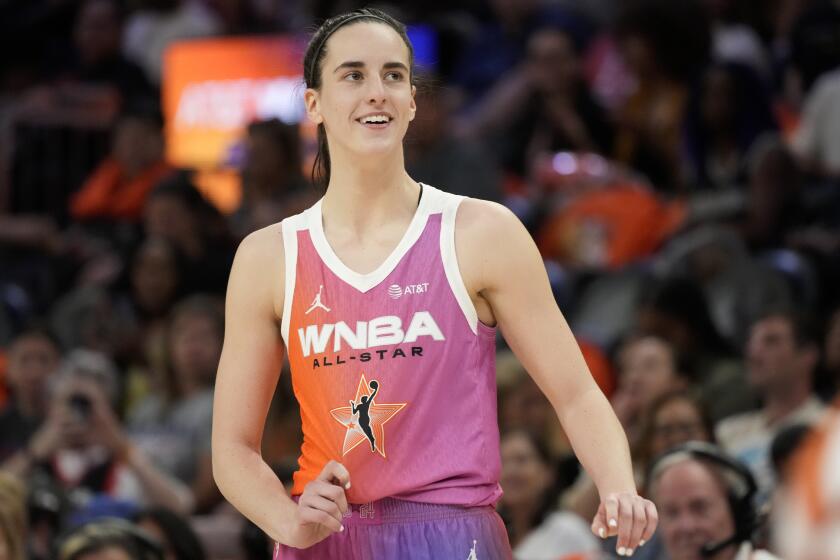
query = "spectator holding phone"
xmin=2 ymin=349 xmax=193 ymax=515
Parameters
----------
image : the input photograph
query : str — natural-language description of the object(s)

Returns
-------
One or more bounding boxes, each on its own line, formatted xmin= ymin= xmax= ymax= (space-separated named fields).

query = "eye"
xmin=385 ymin=71 xmax=404 ymax=81
xmin=344 ymin=71 xmax=363 ymax=81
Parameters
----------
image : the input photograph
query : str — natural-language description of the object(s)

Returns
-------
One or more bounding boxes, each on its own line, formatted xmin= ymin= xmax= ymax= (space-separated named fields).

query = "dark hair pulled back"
xmin=302 ymin=8 xmax=416 ymax=191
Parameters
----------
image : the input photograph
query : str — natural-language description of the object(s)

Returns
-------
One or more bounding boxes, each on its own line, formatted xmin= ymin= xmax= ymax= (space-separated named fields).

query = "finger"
xmin=627 ymin=498 xmax=646 ymax=551
xmin=303 ymin=494 xmax=343 ymax=525
xmin=306 ymin=480 xmax=347 ymax=513
xmin=591 ymin=502 xmax=608 ymax=540
xmin=317 ymin=480 xmax=349 ymax=514
xmin=615 ymin=495 xmax=634 ymax=556
xmin=640 ymin=500 xmax=659 ymax=546
xmin=604 ymin=494 xmax=619 ymax=536
xmin=299 ymin=503 xmax=343 ymax=533
xmin=318 ymin=460 xmax=351 ymax=490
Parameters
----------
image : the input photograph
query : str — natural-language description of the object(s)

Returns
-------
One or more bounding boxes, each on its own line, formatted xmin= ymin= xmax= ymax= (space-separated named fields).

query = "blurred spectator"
xmin=497 ymin=26 xmax=613 ymax=177
xmin=716 ymin=309 xmax=827 ymax=505
xmin=123 ymin=0 xmax=221 ymax=85
xmin=113 ymin=237 xmax=186 ymax=414
xmin=791 ymin=68 xmax=840 ymax=177
xmin=788 ymin=1 xmax=840 ymax=96
xmin=3 ymin=349 xmax=193 ymax=514
xmin=230 ymin=119 xmax=315 ymax=239
xmin=132 ymin=507 xmax=205 ymax=560
xmin=70 ymin=99 xmax=174 ymax=224
xmin=204 ymin=0 xmax=273 ymax=35
xmin=638 ymin=389 xmax=716 ymax=471
xmin=0 ymin=325 xmax=62 ymax=463
xmin=143 ymin=173 xmax=235 ymax=295
xmin=636 ymin=276 xmax=754 ymax=422
xmin=648 ymin=443 xmax=779 ymax=560
xmin=612 ymin=0 xmax=711 ymax=191
xmin=405 ymin=79 xmax=503 ymax=201
xmin=706 ymin=0 xmax=772 ymax=81
xmin=683 ymin=62 xmax=777 ymax=190
xmin=769 ymin=422 xmax=813 ymax=483
xmin=775 ymin=402 xmax=840 ymax=559
xmin=127 ymin=295 xmax=223 ymax=513
xmin=498 ymin=430 xmax=599 ymax=559
xmin=452 ymin=0 xmax=586 ymax=107
xmin=740 ymin=138 xmax=807 ymax=250
xmin=610 ymin=335 xmax=693 ymax=448
xmin=654 ymin=226 xmax=793 ymax=349
xmin=824 ymin=305 xmax=840 ymax=399
xmin=0 ymin=472 xmax=27 ymax=560
xmin=57 ymin=518 xmax=164 ymax=560
xmin=30 ymin=0 xmax=154 ymax=117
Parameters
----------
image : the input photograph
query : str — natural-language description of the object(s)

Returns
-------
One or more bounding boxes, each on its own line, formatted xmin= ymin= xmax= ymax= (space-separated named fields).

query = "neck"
xmin=763 ymin=380 xmax=812 ymax=425
xmin=321 ymin=147 xmax=419 ymax=236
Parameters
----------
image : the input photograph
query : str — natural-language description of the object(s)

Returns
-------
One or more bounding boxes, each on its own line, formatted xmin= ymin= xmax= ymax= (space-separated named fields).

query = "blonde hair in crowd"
xmin=0 ymin=472 xmax=27 ymax=560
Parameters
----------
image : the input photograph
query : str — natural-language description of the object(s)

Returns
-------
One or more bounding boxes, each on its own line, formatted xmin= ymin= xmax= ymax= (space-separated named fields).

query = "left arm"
xmin=456 ymin=199 xmax=657 ymax=555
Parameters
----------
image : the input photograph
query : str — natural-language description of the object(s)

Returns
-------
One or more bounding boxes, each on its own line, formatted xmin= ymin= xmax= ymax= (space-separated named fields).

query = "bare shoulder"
xmin=454 ymin=197 xmax=535 ymax=294
xmin=454 ymin=197 xmax=523 ymax=242
xmin=229 ymin=222 xmax=286 ymax=319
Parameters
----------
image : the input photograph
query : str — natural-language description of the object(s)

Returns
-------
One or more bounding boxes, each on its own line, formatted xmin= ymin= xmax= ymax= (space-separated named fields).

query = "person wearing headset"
xmin=647 ymin=442 xmax=779 ymax=560
xmin=58 ymin=518 xmax=164 ymax=560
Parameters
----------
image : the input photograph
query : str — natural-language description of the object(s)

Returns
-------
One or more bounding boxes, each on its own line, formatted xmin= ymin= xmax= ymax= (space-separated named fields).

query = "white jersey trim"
xmin=280 ymin=213 xmax=306 ymax=346
xmin=307 ymin=183 xmax=434 ymax=293
xmin=440 ymin=194 xmax=479 ymax=335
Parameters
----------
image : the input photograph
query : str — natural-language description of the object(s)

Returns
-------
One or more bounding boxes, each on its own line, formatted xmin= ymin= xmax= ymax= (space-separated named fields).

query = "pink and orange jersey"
xmin=279 ymin=184 xmax=502 ymax=507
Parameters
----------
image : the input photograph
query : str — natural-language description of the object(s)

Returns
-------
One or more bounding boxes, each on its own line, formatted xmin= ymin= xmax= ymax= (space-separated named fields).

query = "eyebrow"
xmin=333 ymin=61 xmax=410 ymax=73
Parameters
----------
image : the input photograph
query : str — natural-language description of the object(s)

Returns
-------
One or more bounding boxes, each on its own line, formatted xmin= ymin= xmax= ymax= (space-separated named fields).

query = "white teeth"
xmin=361 ymin=115 xmax=389 ymax=124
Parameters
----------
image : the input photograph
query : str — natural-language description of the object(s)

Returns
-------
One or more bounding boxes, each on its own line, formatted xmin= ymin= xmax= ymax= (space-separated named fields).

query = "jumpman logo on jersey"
xmin=330 ymin=375 xmax=406 ymax=458
xmin=304 ymin=285 xmax=330 ymax=314
xmin=466 ymin=540 xmax=478 ymax=560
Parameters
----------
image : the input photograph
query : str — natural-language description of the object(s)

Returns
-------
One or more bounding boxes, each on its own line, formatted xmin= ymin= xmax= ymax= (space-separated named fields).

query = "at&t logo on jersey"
xmin=387 ymin=282 xmax=430 ymax=299
xmin=297 ymin=311 xmax=444 ymax=357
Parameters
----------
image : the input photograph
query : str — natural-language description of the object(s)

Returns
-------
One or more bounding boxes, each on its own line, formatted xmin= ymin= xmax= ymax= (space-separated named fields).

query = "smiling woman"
xmin=212 ymin=7 xmax=657 ymax=560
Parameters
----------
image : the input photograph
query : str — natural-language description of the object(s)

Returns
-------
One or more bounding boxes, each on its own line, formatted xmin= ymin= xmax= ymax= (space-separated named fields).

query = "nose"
xmin=366 ymin=74 xmax=387 ymax=104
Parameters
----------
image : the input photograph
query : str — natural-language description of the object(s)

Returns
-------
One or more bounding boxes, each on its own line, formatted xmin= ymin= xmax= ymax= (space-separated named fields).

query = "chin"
xmin=351 ymin=140 xmax=403 ymax=160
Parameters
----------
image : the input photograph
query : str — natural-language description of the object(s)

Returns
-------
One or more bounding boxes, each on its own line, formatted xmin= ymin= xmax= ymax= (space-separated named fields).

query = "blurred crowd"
xmin=1 ymin=0 xmax=839 ymax=559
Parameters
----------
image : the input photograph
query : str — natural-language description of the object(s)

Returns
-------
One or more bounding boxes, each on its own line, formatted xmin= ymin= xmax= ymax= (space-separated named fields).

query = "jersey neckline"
xmin=307 ymin=183 xmax=435 ymax=293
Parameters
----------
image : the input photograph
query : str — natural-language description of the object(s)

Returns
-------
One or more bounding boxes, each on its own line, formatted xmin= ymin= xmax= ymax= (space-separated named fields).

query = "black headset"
xmin=647 ymin=441 xmax=760 ymax=558
xmin=57 ymin=518 xmax=165 ymax=560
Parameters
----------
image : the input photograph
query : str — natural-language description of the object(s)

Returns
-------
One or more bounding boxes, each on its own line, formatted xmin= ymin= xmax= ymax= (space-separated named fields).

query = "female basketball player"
xmin=212 ymin=8 xmax=657 ymax=558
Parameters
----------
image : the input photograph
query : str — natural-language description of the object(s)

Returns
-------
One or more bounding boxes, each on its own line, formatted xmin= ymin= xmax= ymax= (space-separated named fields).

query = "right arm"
xmin=211 ymin=226 xmax=350 ymax=548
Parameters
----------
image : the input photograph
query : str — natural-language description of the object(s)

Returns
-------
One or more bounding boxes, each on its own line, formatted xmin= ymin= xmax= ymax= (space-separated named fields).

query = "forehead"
xmin=11 ymin=334 xmax=57 ymax=355
xmin=655 ymin=460 xmax=727 ymax=501
xmin=657 ymin=398 xmax=700 ymax=420
xmin=751 ymin=316 xmax=793 ymax=340
xmin=322 ymin=22 xmax=410 ymax=67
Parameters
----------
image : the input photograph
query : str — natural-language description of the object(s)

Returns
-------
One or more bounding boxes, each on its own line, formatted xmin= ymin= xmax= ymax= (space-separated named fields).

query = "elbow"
xmin=211 ymin=437 xmax=255 ymax=495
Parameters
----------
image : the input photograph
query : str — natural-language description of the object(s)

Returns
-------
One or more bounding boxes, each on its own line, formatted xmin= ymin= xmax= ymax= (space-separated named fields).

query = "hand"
xmin=79 ymin=381 xmax=131 ymax=459
xmin=591 ymin=492 xmax=658 ymax=557
xmin=281 ymin=460 xmax=351 ymax=549
xmin=27 ymin=409 xmax=66 ymax=462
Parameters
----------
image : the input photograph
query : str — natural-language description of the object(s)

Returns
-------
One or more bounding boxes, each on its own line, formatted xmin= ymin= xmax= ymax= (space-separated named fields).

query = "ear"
xmin=304 ymin=88 xmax=324 ymax=125
xmin=408 ymin=84 xmax=417 ymax=122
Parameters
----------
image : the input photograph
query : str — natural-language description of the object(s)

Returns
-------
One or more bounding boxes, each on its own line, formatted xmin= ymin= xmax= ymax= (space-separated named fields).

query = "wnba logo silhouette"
xmin=305 ymin=285 xmax=330 ymax=314
xmin=330 ymin=375 xmax=406 ymax=458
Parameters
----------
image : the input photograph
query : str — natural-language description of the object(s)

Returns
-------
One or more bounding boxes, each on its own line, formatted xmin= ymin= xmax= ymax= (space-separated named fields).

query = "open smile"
xmin=356 ymin=113 xmax=393 ymax=129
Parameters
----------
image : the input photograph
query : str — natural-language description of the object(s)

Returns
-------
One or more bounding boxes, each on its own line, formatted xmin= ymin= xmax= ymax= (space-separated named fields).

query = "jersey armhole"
xmin=280 ymin=217 xmax=300 ymax=347
xmin=440 ymin=196 xmax=480 ymax=335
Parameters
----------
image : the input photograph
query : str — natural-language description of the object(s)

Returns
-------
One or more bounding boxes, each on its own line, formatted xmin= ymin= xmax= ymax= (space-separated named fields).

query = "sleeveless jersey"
xmin=280 ymin=184 xmax=502 ymax=507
